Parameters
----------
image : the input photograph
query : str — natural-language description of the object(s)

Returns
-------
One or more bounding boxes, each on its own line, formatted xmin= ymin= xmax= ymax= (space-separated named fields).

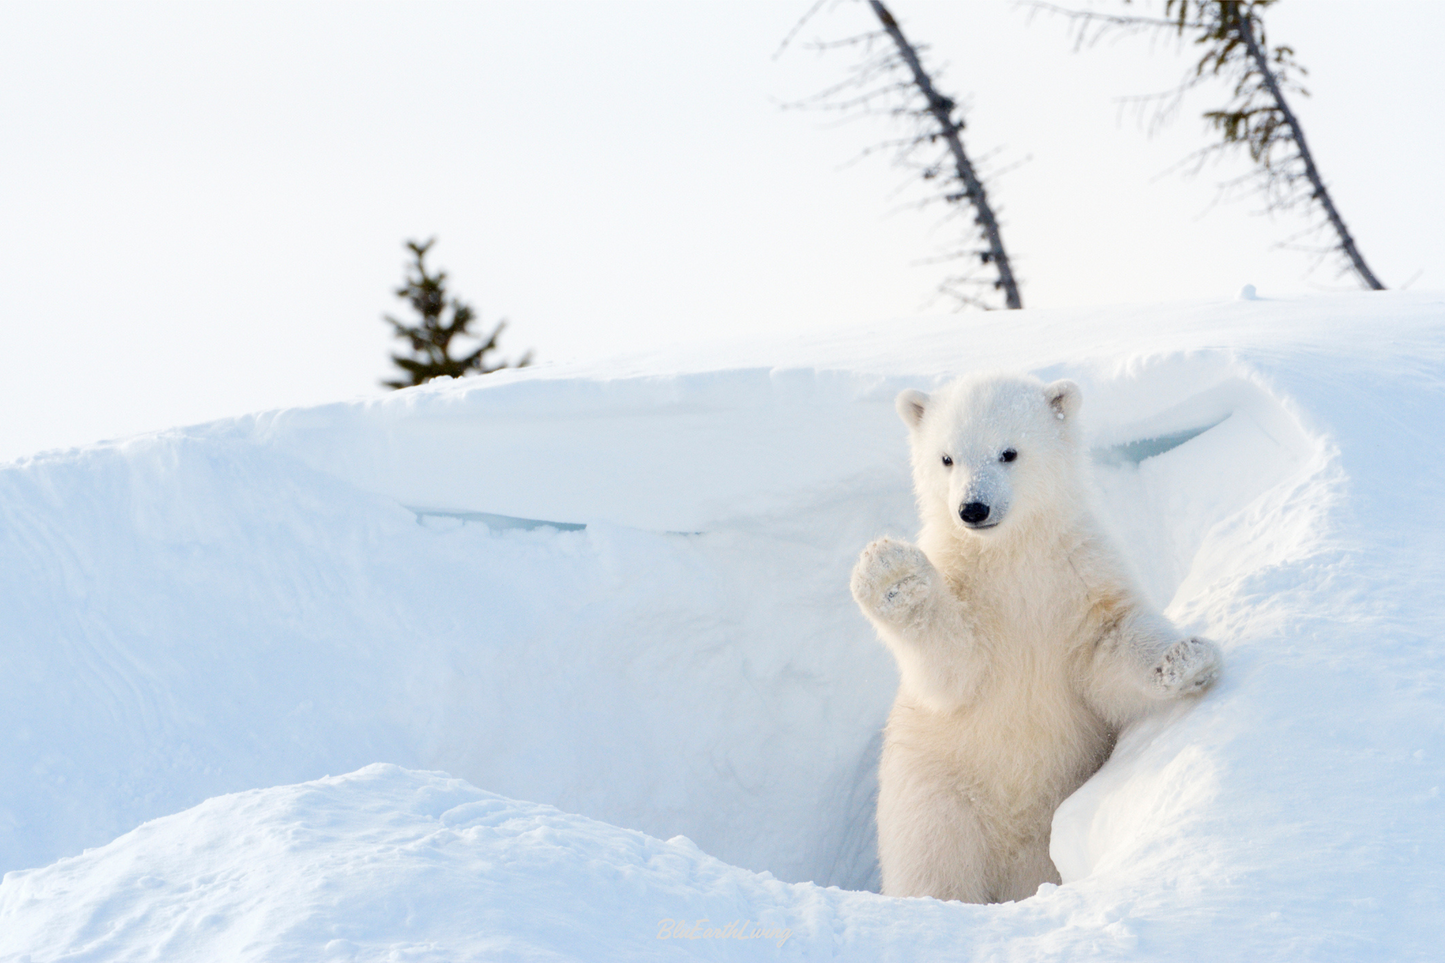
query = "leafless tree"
xmin=783 ymin=0 xmax=1023 ymax=310
xmin=1033 ymin=0 xmax=1385 ymax=290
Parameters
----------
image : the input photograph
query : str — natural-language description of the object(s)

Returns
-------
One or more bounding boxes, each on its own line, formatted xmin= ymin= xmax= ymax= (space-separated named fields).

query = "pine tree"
xmin=866 ymin=0 xmax=1022 ymax=309
xmin=780 ymin=0 xmax=1023 ymax=310
xmin=382 ymin=238 xmax=531 ymax=390
xmin=1182 ymin=0 xmax=1384 ymax=289
xmin=1037 ymin=0 xmax=1385 ymax=289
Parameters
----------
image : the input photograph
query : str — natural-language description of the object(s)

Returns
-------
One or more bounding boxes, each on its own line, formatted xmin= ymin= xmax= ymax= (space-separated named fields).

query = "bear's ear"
xmin=1045 ymin=380 xmax=1081 ymax=422
xmin=895 ymin=389 xmax=930 ymax=430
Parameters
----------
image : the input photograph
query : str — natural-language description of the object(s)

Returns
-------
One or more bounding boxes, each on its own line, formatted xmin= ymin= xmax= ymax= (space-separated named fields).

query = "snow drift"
xmin=1 ymin=292 xmax=1442 ymax=960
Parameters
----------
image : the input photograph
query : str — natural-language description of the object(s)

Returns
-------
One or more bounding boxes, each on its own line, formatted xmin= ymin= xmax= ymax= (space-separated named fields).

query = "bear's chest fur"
xmin=899 ymin=521 xmax=1120 ymax=815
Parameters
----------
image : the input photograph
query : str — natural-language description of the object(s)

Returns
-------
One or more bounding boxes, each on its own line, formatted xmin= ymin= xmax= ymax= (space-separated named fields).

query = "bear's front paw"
xmin=851 ymin=537 xmax=937 ymax=620
xmin=1152 ymin=636 xmax=1222 ymax=697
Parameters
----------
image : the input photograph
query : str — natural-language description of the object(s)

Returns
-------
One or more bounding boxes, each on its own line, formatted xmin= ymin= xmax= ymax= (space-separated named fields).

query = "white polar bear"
xmin=851 ymin=372 xmax=1221 ymax=904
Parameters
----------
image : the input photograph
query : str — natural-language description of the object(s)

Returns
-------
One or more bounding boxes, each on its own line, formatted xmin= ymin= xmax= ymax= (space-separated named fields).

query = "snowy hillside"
xmin=2 ymin=292 xmax=1442 ymax=960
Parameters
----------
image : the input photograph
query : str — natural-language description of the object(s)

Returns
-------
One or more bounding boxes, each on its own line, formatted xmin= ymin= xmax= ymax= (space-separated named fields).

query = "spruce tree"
xmin=382 ymin=238 xmax=531 ymax=389
xmin=866 ymin=0 xmax=1022 ymax=309
xmin=781 ymin=0 xmax=1023 ymax=310
xmin=1037 ymin=0 xmax=1385 ymax=289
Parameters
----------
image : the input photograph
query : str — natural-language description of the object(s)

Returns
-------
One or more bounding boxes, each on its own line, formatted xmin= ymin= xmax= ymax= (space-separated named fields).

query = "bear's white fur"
xmin=851 ymin=372 xmax=1221 ymax=903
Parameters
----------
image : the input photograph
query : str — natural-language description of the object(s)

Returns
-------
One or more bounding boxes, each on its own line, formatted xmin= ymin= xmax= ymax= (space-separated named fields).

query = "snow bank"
xmin=0 ymin=765 xmax=817 ymax=961
xmin=2 ymin=292 xmax=1443 ymax=959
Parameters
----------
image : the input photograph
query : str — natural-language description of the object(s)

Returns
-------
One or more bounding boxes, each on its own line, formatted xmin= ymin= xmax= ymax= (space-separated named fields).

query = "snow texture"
xmin=2 ymin=292 xmax=1443 ymax=960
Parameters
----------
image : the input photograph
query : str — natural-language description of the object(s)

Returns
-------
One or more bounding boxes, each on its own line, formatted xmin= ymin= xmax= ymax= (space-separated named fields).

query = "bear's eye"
xmin=941 ymin=454 xmax=953 ymax=467
xmin=999 ymin=448 xmax=1018 ymax=463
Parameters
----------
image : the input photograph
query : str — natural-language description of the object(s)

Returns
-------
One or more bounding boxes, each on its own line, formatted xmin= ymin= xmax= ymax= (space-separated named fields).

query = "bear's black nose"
xmin=959 ymin=502 xmax=991 ymax=524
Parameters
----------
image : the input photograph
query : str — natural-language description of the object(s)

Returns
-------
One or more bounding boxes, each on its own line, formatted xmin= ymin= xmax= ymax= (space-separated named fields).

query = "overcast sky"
xmin=2 ymin=0 xmax=1440 ymax=463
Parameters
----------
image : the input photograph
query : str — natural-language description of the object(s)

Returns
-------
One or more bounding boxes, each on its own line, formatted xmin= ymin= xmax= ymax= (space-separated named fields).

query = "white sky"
xmin=2 ymin=0 xmax=1440 ymax=463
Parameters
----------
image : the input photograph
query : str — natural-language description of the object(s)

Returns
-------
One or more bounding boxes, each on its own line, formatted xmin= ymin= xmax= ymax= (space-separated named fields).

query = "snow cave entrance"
xmin=1082 ymin=358 xmax=1319 ymax=616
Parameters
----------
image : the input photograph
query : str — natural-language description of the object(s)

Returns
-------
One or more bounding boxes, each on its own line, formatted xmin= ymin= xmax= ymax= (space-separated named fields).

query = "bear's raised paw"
xmin=1152 ymin=636 xmax=1222 ymax=697
xmin=851 ymin=537 xmax=938 ymax=620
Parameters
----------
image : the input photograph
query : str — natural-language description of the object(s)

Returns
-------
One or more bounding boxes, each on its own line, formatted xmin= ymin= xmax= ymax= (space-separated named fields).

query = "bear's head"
xmin=896 ymin=373 xmax=1083 ymax=537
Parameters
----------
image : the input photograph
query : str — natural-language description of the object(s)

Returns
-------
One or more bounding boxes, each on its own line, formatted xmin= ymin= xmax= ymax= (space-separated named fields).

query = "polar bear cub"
xmin=851 ymin=372 xmax=1221 ymax=904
